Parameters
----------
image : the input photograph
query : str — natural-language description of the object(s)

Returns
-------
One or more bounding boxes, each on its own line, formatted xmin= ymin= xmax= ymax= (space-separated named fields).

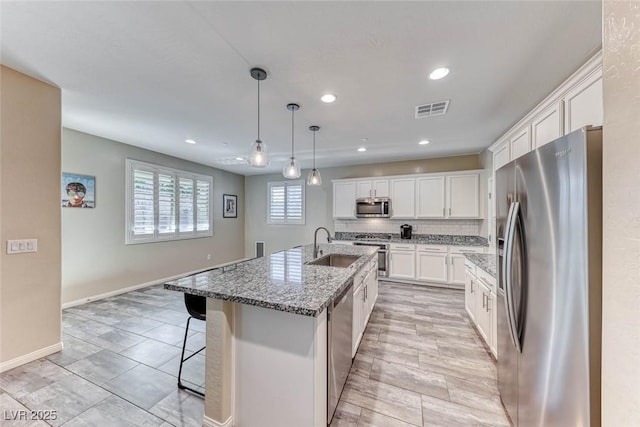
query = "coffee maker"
xmin=400 ymin=224 xmax=413 ymax=239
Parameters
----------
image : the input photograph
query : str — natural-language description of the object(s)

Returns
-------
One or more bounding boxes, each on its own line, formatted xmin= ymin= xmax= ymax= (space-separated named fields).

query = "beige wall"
xmin=62 ymin=128 xmax=245 ymax=305
xmin=602 ymin=1 xmax=640 ymax=425
xmin=244 ymin=155 xmax=481 ymax=257
xmin=0 ymin=66 xmax=62 ymax=364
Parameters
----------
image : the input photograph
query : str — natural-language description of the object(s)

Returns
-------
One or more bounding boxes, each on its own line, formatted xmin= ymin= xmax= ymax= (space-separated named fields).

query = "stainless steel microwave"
xmin=355 ymin=197 xmax=391 ymax=218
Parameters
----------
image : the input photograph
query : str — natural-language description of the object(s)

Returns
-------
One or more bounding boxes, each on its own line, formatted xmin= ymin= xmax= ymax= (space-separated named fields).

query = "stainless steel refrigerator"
xmin=496 ymin=127 xmax=602 ymax=427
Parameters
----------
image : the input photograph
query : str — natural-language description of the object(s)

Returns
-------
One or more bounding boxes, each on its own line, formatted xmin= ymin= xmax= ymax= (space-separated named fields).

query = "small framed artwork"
xmin=62 ymin=173 xmax=95 ymax=208
xmin=223 ymin=194 xmax=237 ymax=218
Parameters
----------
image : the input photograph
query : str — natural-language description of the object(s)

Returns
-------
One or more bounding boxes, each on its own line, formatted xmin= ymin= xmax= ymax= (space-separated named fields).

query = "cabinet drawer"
xmin=449 ymin=246 xmax=485 ymax=254
xmin=464 ymin=261 xmax=477 ymax=276
xmin=390 ymin=243 xmax=415 ymax=251
xmin=416 ymin=244 xmax=447 ymax=253
xmin=476 ymin=268 xmax=496 ymax=292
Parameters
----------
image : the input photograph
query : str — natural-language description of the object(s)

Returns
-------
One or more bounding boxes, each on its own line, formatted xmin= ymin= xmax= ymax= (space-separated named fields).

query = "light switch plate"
xmin=6 ymin=239 xmax=38 ymax=254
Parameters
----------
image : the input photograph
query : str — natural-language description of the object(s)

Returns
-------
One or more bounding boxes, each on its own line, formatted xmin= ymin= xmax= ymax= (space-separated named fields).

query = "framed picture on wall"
xmin=223 ymin=194 xmax=237 ymax=218
xmin=62 ymin=173 xmax=95 ymax=208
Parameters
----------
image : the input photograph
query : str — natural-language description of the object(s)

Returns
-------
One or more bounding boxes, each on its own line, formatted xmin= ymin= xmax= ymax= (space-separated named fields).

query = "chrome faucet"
xmin=313 ymin=227 xmax=333 ymax=258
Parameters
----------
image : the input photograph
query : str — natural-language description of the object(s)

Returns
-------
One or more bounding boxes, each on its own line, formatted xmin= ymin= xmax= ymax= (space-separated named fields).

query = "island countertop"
xmin=164 ymin=243 xmax=377 ymax=317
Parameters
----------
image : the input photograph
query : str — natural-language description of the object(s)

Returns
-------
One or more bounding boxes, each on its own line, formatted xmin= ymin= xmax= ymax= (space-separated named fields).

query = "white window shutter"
xmin=269 ymin=184 xmax=286 ymax=223
xmin=132 ymin=169 xmax=155 ymax=236
xmin=158 ymin=174 xmax=176 ymax=234
xmin=179 ymin=178 xmax=195 ymax=232
xmin=196 ymin=180 xmax=210 ymax=231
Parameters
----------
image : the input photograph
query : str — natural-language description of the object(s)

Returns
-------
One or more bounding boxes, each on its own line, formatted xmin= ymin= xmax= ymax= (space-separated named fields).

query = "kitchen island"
xmin=165 ymin=243 xmax=377 ymax=427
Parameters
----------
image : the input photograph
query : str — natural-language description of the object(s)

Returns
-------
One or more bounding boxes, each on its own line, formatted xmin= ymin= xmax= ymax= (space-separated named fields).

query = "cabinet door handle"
xmin=442 ymin=207 xmax=445 ymax=217
xmin=449 ymin=207 xmax=452 ymax=216
xmin=482 ymin=293 xmax=487 ymax=308
xmin=470 ymin=280 xmax=474 ymax=293
xmin=487 ymin=297 xmax=492 ymax=312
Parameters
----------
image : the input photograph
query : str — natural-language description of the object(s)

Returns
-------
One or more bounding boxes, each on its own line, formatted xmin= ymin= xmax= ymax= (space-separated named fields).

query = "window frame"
xmin=125 ymin=159 xmax=213 ymax=244
xmin=267 ymin=180 xmax=305 ymax=225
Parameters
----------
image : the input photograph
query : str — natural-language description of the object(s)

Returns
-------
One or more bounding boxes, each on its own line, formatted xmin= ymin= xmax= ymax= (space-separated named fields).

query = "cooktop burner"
xmin=354 ymin=234 xmax=392 ymax=241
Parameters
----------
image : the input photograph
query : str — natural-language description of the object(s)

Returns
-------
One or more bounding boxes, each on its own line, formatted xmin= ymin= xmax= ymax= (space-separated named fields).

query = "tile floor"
xmin=0 ymin=286 xmax=205 ymax=427
xmin=0 ymin=282 xmax=509 ymax=427
xmin=331 ymin=282 xmax=510 ymax=427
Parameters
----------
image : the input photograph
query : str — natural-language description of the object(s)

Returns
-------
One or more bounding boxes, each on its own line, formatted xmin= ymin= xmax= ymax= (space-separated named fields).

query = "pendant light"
xmin=248 ymin=68 xmax=270 ymax=167
xmin=307 ymin=125 xmax=322 ymax=186
xmin=282 ymin=103 xmax=301 ymax=179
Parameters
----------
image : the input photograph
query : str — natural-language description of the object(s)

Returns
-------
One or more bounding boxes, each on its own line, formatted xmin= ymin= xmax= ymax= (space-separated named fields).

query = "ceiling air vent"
xmin=415 ymin=100 xmax=450 ymax=119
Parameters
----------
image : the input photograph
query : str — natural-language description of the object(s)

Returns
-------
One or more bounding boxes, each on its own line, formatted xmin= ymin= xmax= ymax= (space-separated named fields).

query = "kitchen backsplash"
xmin=334 ymin=218 xmax=481 ymax=236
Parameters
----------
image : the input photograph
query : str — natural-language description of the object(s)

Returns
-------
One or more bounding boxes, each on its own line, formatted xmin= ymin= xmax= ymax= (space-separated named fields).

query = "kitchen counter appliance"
xmin=400 ymin=224 xmax=413 ymax=239
xmin=327 ymin=281 xmax=353 ymax=423
xmin=355 ymin=197 xmax=390 ymax=218
xmin=496 ymin=127 xmax=602 ymax=427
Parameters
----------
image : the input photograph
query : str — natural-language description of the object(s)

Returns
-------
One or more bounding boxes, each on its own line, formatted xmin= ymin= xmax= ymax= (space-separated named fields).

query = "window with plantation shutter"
xmin=126 ymin=159 xmax=213 ymax=244
xmin=268 ymin=181 xmax=305 ymax=224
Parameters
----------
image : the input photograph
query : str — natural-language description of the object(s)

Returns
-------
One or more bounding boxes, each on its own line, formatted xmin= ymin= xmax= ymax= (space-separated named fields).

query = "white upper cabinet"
xmin=357 ymin=179 xmax=389 ymax=198
xmin=532 ymin=101 xmax=563 ymax=149
xmin=509 ymin=127 xmax=531 ymax=161
xmin=490 ymin=52 xmax=602 ymax=173
xmin=494 ymin=142 xmax=510 ymax=171
xmin=416 ymin=176 xmax=446 ymax=218
xmin=447 ymin=174 xmax=479 ymax=218
xmin=564 ymin=69 xmax=603 ymax=133
xmin=333 ymin=181 xmax=356 ymax=218
xmin=390 ymin=178 xmax=416 ymax=218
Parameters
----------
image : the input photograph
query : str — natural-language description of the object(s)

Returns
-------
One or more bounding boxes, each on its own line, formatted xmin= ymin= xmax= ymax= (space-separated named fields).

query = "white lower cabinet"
xmin=389 ymin=245 xmax=416 ymax=279
xmin=464 ymin=262 xmax=497 ymax=358
xmin=416 ymin=247 xmax=447 ymax=283
xmin=352 ymin=258 xmax=378 ymax=358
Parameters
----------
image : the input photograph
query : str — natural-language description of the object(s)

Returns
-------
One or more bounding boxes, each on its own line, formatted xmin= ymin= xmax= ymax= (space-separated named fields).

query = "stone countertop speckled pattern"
xmin=164 ymin=244 xmax=377 ymax=317
xmin=463 ymin=252 xmax=497 ymax=278
xmin=334 ymin=232 xmax=488 ymax=247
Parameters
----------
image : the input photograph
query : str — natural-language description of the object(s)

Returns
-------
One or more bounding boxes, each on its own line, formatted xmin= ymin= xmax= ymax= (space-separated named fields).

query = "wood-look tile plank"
xmin=421 ymin=394 xmax=511 ymax=427
xmin=340 ymin=373 xmax=423 ymax=426
xmin=369 ymin=358 xmax=449 ymax=400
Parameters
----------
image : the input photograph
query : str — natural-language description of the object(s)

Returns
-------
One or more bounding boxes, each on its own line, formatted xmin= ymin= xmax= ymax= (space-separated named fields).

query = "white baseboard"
xmin=0 ymin=342 xmax=63 ymax=373
xmin=62 ymin=258 xmax=252 ymax=309
xmin=203 ymin=415 xmax=232 ymax=427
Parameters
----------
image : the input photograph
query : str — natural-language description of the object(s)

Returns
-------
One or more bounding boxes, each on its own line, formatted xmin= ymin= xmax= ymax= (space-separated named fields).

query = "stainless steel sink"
xmin=307 ymin=254 xmax=359 ymax=268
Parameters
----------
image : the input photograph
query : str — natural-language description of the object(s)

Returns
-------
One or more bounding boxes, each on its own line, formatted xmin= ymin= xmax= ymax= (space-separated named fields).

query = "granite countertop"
xmin=164 ymin=244 xmax=377 ymax=317
xmin=335 ymin=232 xmax=488 ymax=247
xmin=463 ymin=252 xmax=497 ymax=278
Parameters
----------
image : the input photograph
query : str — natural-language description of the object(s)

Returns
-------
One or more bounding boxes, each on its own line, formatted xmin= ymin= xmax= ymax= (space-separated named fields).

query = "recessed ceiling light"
xmin=429 ymin=67 xmax=450 ymax=80
xmin=361 ymin=138 xmax=368 ymax=142
xmin=321 ymin=94 xmax=337 ymax=103
xmin=357 ymin=147 xmax=367 ymax=152
xmin=419 ymin=139 xmax=430 ymax=145
xmin=235 ymin=157 xmax=244 ymax=161
xmin=185 ymin=139 xmax=196 ymax=144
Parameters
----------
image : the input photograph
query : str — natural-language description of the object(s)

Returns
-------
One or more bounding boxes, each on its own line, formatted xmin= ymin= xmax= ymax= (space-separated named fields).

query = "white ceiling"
xmin=1 ymin=1 xmax=601 ymax=176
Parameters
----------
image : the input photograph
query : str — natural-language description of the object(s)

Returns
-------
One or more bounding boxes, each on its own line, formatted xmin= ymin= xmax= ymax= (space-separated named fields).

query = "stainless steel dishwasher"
xmin=327 ymin=281 xmax=353 ymax=423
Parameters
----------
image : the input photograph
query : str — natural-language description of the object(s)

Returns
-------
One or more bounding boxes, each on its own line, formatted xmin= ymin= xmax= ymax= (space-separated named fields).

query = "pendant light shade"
xmin=248 ymin=68 xmax=270 ymax=167
xmin=283 ymin=103 xmax=301 ymax=179
xmin=307 ymin=125 xmax=322 ymax=186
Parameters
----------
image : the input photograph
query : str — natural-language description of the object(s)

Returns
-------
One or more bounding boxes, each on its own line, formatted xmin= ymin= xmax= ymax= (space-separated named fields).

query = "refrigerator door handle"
xmin=503 ymin=201 xmax=522 ymax=352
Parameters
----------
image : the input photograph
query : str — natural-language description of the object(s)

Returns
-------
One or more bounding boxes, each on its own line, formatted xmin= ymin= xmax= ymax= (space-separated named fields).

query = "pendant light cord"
xmin=312 ymin=130 xmax=316 ymax=169
xmin=291 ymin=108 xmax=295 ymax=158
xmin=257 ymin=79 xmax=260 ymax=141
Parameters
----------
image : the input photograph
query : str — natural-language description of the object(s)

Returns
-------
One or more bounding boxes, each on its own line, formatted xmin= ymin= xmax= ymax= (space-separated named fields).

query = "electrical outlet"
xmin=7 ymin=239 xmax=38 ymax=254
xmin=207 ymin=254 xmax=212 ymax=261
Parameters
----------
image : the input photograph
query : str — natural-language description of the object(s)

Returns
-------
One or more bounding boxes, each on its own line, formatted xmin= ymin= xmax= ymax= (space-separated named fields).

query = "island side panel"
xmin=234 ymin=303 xmax=327 ymax=427
xmin=204 ymin=299 xmax=234 ymax=426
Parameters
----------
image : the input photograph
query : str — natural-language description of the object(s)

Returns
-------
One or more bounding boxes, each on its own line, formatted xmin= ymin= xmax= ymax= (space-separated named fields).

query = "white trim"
xmin=62 ymin=258 xmax=251 ymax=309
xmin=203 ymin=415 xmax=233 ymax=427
xmin=331 ymin=169 xmax=484 ymax=184
xmin=0 ymin=342 xmax=63 ymax=373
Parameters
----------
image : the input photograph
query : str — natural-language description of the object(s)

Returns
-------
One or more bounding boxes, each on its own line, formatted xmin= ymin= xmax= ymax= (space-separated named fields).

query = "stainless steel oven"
xmin=355 ymin=197 xmax=390 ymax=218
xmin=353 ymin=242 xmax=389 ymax=277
